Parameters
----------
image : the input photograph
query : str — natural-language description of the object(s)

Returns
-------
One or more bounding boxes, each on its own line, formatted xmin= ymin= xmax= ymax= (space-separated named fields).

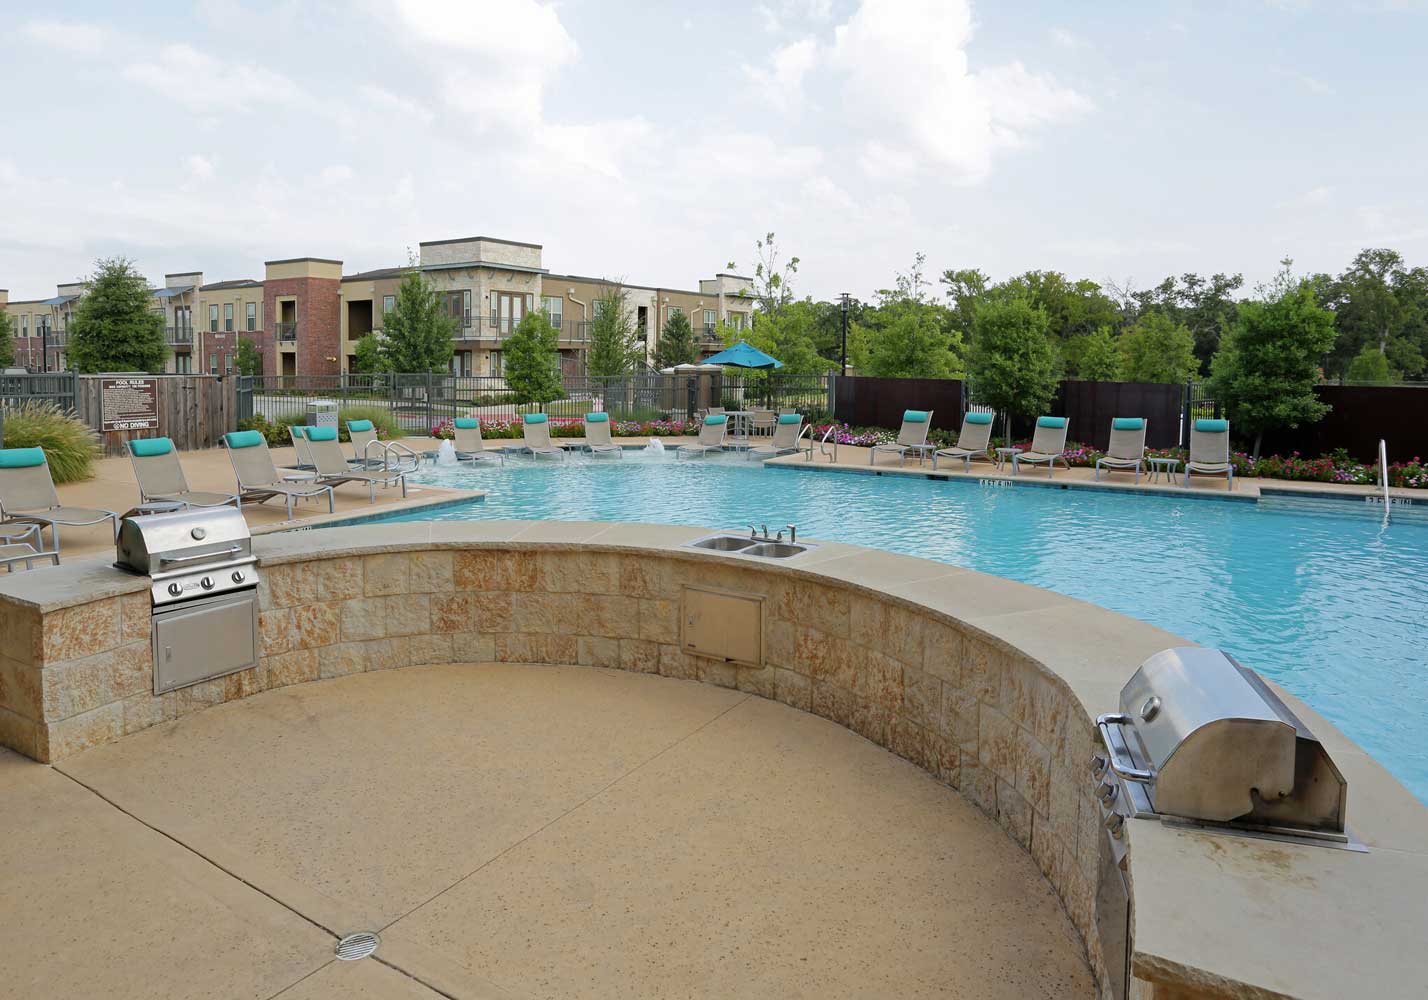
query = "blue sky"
xmin=2 ymin=0 xmax=1425 ymax=302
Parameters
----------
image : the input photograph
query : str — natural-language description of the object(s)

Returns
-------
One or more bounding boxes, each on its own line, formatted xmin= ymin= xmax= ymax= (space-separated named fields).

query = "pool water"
xmin=388 ymin=451 xmax=1428 ymax=803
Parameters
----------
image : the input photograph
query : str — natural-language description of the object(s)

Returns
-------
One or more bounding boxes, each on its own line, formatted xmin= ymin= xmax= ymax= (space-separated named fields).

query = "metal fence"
xmin=0 ymin=371 xmax=80 ymax=447
xmin=236 ymin=372 xmax=834 ymax=433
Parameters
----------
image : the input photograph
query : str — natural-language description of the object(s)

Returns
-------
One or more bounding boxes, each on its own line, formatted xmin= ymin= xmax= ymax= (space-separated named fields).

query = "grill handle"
xmin=1097 ymin=713 xmax=1157 ymax=784
xmin=159 ymin=545 xmax=242 ymax=566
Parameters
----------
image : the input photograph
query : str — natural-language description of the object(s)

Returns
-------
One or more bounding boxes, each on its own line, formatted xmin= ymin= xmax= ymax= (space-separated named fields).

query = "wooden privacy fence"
xmin=1055 ymin=381 xmax=1184 ymax=451
xmin=74 ymin=374 xmax=237 ymax=456
xmin=1259 ymin=385 xmax=1428 ymax=462
xmin=834 ymin=377 xmax=965 ymax=432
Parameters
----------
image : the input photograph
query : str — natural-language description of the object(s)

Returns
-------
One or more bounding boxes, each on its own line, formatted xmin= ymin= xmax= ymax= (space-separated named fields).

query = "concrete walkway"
xmin=1 ymin=663 xmax=1094 ymax=999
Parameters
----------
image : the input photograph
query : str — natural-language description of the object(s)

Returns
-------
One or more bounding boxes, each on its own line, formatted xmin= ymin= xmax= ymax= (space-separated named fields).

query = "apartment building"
xmin=4 ymin=235 xmax=754 ymax=378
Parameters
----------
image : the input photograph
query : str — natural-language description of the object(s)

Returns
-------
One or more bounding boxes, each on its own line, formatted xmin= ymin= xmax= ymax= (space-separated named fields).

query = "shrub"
xmin=0 ymin=402 xmax=101 ymax=483
xmin=235 ymin=413 xmax=291 ymax=447
xmin=337 ymin=405 xmax=400 ymax=442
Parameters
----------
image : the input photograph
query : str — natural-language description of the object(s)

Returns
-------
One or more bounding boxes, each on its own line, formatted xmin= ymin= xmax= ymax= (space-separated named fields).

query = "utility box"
xmin=682 ymin=586 xmax=763 ymax=665
xmin=305 ymin=400 xmax=338 ymax=430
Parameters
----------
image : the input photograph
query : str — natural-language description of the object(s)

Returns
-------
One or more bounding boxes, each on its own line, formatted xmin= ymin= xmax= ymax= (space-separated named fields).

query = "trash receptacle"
xmin=306 ymin=400 xmax=338 ymax=430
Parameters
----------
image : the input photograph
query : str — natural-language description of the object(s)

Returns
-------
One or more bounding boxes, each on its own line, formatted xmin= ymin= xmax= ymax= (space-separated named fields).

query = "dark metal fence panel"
xmin=0 ymin=371 xmax=80 ymax=447
xmin=1056 ymin=380 xmax=1184 ymax=450
xmin=1259 ymin=385 xmax=1428 ymax=462
xmin=834 ymin=377 xmax=965 ymax=432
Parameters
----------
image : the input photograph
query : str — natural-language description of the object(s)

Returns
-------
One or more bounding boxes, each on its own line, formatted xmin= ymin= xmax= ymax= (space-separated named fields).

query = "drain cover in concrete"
xmin=335 ymin=932 xmax=380 ymax=961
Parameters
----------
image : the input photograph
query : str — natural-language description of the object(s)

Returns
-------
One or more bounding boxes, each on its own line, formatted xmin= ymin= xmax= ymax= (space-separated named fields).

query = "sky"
xmin=2 ymin=0 xmax=1426 ymax=304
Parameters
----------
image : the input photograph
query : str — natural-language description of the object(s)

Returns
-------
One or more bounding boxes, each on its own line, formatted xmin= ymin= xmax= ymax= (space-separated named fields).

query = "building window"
xmin=592 ymin=298 xmax=607 ymax=319
xmin=703 ymin=309 xmax=716 ymax=332
xmin=209 ymin=304 xmax=219 ymax=332
xmin=246 ymin=302 xmax=256 ymax=331
xmin=382 ymin=295 xmax=395 ymax=314
xmin=730 ymin=312 xmax=746 ymax=331
xmin=174 ymin=354 xmax=192 ymax=374
xmin=667 ymin=306 xmax=682 ymax=321
xmin=210 ymin=354 xmax=218 ymax=374
xmin=490 ymin=351 xmax=502 ymax=377
xmin=225 ymin=355 xmax=233 ymax=375
xmin=543 ymin=295 xmax=563 ymax=329
xmin=224 ymin=303 xmax=234 ymax=332
xmin=19 ymin=315 xmax=27 ymax=337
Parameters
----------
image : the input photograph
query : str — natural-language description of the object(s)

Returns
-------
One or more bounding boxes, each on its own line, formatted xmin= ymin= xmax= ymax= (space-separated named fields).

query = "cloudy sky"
xmin=3 ymin=0 xmax=1425 ymax=303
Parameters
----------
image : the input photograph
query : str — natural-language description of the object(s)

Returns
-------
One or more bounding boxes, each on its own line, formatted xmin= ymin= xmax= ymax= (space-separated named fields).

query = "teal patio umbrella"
xmin=703 ymin=340 xmax=783 ymax=370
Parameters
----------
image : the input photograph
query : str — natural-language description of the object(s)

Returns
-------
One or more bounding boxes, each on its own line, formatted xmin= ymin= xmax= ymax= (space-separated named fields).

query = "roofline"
xmin=419 ymin=261 xmax=548 ymax=275
xmin=164 ymin=271 xmax=203 ymax=278
xmin=715 ymin=272 xmax=753 ymax=280
xmin=340 ymin=268 xmax=408 ymax=284
xmin=198 ymin=279 xmax=263 ymax=290
xmin=418 ymin=235 xmax=542 ymax=250
xmin=542 ymin=273 xmax=717 ymax=298
xmin=264 ymin=257 xmax=344 ymax=266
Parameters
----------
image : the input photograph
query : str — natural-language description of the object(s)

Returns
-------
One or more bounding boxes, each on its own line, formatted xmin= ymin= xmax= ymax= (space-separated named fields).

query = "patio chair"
xmin=0 ymin=447 xmax=120 ymax=551
xmin=1184 ymin=419 xmax=1234 ymax=490
xmin=747 ymin=413 xmax=803 ymax=460
xmin=582 ymin=413 xmax=623 ymax=457
xmin=932 ymin=411 xmax=996 ymax=472
xmin=0 ymin=522 xmax=58 ymax=571
xmin=288 ymin=424 xmax=317 ymax=470
xmin=452 ymin=418 xmax=503 ymax=465
xmin=676 ymin=414 xmax=728 ymax=459
xmin=1095 ymin=419 xmax=1149 ymax=483
xmin=128 ymin=437 xmax=239 ymax=509
xmin=869 ymin=410 xmax=933 ymax=466
xmin=223 ymin=430 xmax=335 ymax=518
xmin=747 ymin=410 xmax=777 ymax=441
xmin=303 ymin=427 xmax=409 ymax=502
xmin=345 ymin=419 xmax=419 ymax=473
xmin=520 ymin=413 xmax=567 ymax=460
xmin=1013 ymin=417 xmax=1070 ymax=477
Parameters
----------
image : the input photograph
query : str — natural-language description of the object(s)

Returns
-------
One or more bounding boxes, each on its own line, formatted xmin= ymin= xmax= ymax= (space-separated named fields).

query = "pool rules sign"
xmin=100 ymin=377 xmax=160 ymax=432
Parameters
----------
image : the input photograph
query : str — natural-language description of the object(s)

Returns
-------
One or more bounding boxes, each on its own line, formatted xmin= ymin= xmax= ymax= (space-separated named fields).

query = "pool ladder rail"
xmin=805 ymin=424 xmax=837 ymax=463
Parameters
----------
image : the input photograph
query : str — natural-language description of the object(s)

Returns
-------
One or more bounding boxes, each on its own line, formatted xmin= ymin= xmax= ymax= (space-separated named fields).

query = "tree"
xmin=851 ymin=257 xmax=963 ymax=378
xmin=1319 ymin=248 xmax=1428 ymax=379
xmin=1120 ymin=311 xmax=1198 ymax=383
xmin=379 ymin=268 xmax=455 ymax=373
xmin=1346 ymin=344 xmax=1394 ymax=383
xmin=503 ymin=309 xmax=563 ymax=409
xmin=1076 ymin=326 xmax=1123 ymax=381
xmin=351 ymin=333 xmax=388 ymax=374
xmin=728 ymin=232 xmax=799 ymax=316
xmin=66 ymin=257 xmax=168 ymax=373
xmin=966 ymin=292 xmax=1059 ymax=439
xmin=1209 ymin=260 xmax=1336 ymax=460
xmin=654 ymin=309 xmax=697 ymax=369
xmin=939 ymin=267 xmax=988 ymax=342
xmin=586 ymin=284 xmax=644 ymax=377
xmin=0 ymin=310 xmax=14 ymax=368
xmin=234 ymin=337 xmax=262 ymax=376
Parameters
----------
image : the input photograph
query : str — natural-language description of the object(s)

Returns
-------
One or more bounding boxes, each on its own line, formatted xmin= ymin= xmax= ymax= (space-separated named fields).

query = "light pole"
xmin=839 ymin=292 xmax=850 ymax=375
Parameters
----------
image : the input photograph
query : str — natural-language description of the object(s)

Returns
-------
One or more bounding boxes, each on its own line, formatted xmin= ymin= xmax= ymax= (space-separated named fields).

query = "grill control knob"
xmin=167 ymin=582 xmax=183 ymax=597
xmin=1097 ymin=781 xmax=1119 ymax=806
xmin=231 ymin=571 xmax=244 ymax=584
xmin=1090 ymin=754 xmax=1108 ymax=778
xmin=1105 ymin=813 xmax=1125 ymax=839
xmin=200 ymin=576 xmax=215 ymax=590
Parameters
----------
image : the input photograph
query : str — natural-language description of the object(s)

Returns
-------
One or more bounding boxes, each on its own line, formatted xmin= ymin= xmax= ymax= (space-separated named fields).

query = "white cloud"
xmin=743 ymin=38 xmax=819 ymax=112
xmin=20 ymin=19 xmax=114 ymax=55
xmin=1051 ymin=28 xmax=1088 ymax=49
xmin=829 ymin=0 xmax=1091 ymax=182
xmin=319 ymin=165 xmax=355 ymax=185
xmin=359 ymin=84 xmax=436 ymax=124
xmin=123 ymin=44 xmax=303 ymax=112
xmin=185 ymin=155 xmax=216 ymax=181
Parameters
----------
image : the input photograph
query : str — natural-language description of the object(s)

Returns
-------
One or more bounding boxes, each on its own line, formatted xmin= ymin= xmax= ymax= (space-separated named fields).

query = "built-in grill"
xmin=115 ymin=507 xmax=260 ymax=695
xmin=1092 ymin=647 xmax=1356 ymax=999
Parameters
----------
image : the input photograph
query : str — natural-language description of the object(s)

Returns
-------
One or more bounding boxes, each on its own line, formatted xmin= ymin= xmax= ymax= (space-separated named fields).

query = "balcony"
xmin=276 ymin=322 xmax=298 ymax=342
xmin=166 ymin=326 xmax=194 ymax=346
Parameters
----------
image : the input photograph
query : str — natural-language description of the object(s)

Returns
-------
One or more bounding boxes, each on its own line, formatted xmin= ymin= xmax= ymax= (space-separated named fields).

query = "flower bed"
xmin=430 ymin=416 xmax=698 ymax=440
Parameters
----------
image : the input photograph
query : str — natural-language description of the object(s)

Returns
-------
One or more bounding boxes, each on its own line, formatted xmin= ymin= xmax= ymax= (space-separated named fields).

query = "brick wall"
xmin=263 ymin=277 xmax=341 ymax=376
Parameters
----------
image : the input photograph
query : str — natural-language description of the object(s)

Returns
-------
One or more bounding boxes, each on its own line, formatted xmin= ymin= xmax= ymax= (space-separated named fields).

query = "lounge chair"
xmin=0 ymin=447 xmax=120 ymax=551
xmin=224 ymin=430 xmax=335 ymax=518
xmin=0 ymin=522 xmax=58 ymax=571
xmin=288 ymin=424 xmax=317 ymax=470
xmin=303 ymin=427 xmax=409 ymax=502
xmin=677 ymin=414 xmax=728 ymax=458
xmin=748 ymin=413 xmax=803 ymax=460
xmin=1095 ymin=419 xmax=1149 ymax=483
xmin=932 ymin=411 xmax=996 ymax=472
xmin=869 ymin=410 xmax=933 ymax=466
xmin=521 ymin=413 xmax=567 ymax=460
xmin=452 ymin=418 xmax=503 ymax=465
xmin=582 ymin=413 xmax=622 ymax=457
xmin=1184 ymin=418 xmax=1234 ymax=490
xmin=345 ymin=419 xmax=419 ymax=473
xmin=1013 ymin=417 xmax=1070 ymax=477
xmin=128 ymin=437 xmax=239 ymax=509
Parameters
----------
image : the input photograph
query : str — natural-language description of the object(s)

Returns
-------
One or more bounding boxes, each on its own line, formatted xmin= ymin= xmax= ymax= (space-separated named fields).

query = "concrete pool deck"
xmin=0 ymin=663 xmax=1094 ymax=999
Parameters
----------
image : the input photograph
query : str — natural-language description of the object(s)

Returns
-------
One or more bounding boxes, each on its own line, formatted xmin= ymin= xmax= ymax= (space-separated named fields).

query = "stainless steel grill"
xmin=115 ymin=507 xmax=260 ymax=694
xmin=1092 ymin=647 xmax=1356 ymax=1000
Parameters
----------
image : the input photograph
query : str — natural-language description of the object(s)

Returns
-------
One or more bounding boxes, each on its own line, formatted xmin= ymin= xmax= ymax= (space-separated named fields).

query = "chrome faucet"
xmin=748 ymin=523 xmax=759 ymax=539
xmin=785 ymin=524 xmax=797 ymax=543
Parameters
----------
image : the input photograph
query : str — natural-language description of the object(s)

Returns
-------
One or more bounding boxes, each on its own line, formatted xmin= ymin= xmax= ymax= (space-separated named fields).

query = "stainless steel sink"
xmin=690 ymin=534 xmax=758 ymax=552
xmin=744 ymin=542 xmax=809 ymax=558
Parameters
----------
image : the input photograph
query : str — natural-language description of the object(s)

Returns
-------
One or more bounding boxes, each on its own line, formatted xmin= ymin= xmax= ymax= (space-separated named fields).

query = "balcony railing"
xmin=165 ymin=326 xmax=194 ymax=345
xmin=276 ymin=322 xmax=298 ymax=342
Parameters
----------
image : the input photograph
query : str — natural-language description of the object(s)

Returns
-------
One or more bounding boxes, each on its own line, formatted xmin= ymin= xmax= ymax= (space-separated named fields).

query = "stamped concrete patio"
xmin=0 ymin=662 xmax=1094 ymax=1000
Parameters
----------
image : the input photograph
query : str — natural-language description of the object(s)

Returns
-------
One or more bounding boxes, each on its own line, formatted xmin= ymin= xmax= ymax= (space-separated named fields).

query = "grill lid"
xmin=117 ymin=506 xmax=252 ymax=577
xmin=1103 ymin=648 xmax=1346 ymax=833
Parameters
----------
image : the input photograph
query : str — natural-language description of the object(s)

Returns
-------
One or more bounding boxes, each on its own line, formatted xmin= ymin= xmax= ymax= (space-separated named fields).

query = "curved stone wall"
xmin=4 ymin=520 xmax=1424 ymax=1000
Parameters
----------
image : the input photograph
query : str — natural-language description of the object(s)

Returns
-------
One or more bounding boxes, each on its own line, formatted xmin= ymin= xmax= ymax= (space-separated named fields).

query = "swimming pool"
xmin=384 ymin=451 xmax=1428 ymax=804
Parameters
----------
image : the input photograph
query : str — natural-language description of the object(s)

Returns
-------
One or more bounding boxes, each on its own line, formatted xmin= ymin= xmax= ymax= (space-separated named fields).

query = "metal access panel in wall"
xmin=152 ymin=590 xmax=260 ymax=694
xmin=681 ymin=586 xmax=763 ymax=666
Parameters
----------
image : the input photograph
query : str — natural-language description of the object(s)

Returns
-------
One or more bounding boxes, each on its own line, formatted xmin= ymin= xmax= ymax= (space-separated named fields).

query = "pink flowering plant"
xmin=429 ymin=415 xmax=698 ymax=440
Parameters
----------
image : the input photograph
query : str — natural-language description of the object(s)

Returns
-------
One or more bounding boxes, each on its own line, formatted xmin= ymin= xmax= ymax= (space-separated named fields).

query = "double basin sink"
xmin=687 ymin=533 xmax=813 ymax=559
